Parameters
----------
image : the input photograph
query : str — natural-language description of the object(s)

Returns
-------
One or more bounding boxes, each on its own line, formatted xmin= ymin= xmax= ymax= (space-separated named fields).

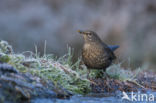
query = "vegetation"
xmin=0 ymin=40 xmax=92 ymax=94
xmin=0 ymin=40 xmax=153 ymax=95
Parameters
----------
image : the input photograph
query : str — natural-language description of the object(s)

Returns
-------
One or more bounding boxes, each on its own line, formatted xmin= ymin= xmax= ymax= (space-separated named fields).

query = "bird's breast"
xmin=82 ymin=43 xmax=110 ymax=69
xmin=83 ymin=43 xmax=102 ymax=59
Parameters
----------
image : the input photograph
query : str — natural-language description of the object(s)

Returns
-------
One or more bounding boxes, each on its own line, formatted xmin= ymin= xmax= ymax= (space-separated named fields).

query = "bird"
xmin=77 ymin=30 xmax=119 ymax=76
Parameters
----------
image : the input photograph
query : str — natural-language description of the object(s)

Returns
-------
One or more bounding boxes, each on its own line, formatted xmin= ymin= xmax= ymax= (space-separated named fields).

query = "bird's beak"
xmin=77 ymin=30 xmax=84 ymax=34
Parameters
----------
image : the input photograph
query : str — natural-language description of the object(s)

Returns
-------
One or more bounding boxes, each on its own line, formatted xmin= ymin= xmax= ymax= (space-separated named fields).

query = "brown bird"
xmin=78 ymin=30 xmax=119 ymax=74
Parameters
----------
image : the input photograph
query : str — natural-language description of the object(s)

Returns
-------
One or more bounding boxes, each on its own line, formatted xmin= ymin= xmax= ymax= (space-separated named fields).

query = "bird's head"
xmin=77 ymin=30 xmax=101 ymax=43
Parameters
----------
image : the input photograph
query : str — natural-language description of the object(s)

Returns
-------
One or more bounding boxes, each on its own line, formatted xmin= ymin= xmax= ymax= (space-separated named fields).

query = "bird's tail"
xmin=108 ymin=45 xmax=119 ymax=52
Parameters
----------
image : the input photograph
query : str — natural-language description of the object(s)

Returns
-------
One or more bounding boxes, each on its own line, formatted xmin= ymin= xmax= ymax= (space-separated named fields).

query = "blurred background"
xmin=0 ymin=0 xmax=156 ymax=70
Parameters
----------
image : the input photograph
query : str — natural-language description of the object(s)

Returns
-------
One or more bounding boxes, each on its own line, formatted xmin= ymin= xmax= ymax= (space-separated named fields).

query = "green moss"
xmin=0 ymin=40 xmax=13 ymax=54
xmin=0 ymin=53 xmax=11 ymax=63
xmin=106 ymin=62 xmax=148 ymax=83
xmin=0 ymin=40 xmax=91 ymax=94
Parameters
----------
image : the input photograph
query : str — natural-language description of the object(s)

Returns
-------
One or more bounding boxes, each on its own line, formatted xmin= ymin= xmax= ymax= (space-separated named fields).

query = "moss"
xmin=0 ymin=40 xmax=13 ymax=54
xmin=106 ymin=62 xmax=148 ymax=85
xmin=0 ymin=40 xmax=91 ymax=94
xmin=0 ymin=53 xmax=11 ymax=63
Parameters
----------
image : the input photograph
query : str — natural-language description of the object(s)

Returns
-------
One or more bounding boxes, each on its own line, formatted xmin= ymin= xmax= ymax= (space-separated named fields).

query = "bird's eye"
xmin=87 ymin=33 xmax=92 ymax=36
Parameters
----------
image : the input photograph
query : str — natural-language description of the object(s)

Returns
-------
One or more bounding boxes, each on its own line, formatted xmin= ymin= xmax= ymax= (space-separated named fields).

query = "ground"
xmin=0 ymin=40 xmax=155 ymax=102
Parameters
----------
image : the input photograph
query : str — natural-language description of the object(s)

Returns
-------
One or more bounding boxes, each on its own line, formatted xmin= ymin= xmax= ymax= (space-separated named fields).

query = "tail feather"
xmin=108 ymin=45 xmax=119 ymax=52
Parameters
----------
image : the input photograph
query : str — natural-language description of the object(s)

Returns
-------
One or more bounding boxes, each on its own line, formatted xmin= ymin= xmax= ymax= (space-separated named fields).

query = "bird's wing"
xmin=102 ymin=43 xmax=116 ymax=60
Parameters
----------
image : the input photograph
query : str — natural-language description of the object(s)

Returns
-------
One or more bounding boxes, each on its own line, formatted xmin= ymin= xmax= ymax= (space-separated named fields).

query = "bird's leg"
xmin=87 ymin=69 xmax=91 ymax=79
xmin=102 ymin=70 xmax=109 ymax=79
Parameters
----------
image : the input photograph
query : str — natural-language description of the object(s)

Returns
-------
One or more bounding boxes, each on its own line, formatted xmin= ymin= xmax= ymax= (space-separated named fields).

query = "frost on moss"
xmin=106 ymin=62 xmax=148 ymax=82
xmin=0 ymin=40 xmax=13 ymax=54
xmin=0 ymin=40 xmax=91 ymax=94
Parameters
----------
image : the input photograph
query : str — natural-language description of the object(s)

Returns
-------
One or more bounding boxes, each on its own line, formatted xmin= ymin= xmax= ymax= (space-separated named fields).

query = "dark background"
xmin=0 ymin=0 xmax=156 ymax=70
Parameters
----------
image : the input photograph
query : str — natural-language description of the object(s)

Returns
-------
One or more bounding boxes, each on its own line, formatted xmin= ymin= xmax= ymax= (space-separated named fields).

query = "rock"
xmin=0 ymin=63 xmax=18 ymax=73
xmin=0 ymin=64 xmax=72 ymax=103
